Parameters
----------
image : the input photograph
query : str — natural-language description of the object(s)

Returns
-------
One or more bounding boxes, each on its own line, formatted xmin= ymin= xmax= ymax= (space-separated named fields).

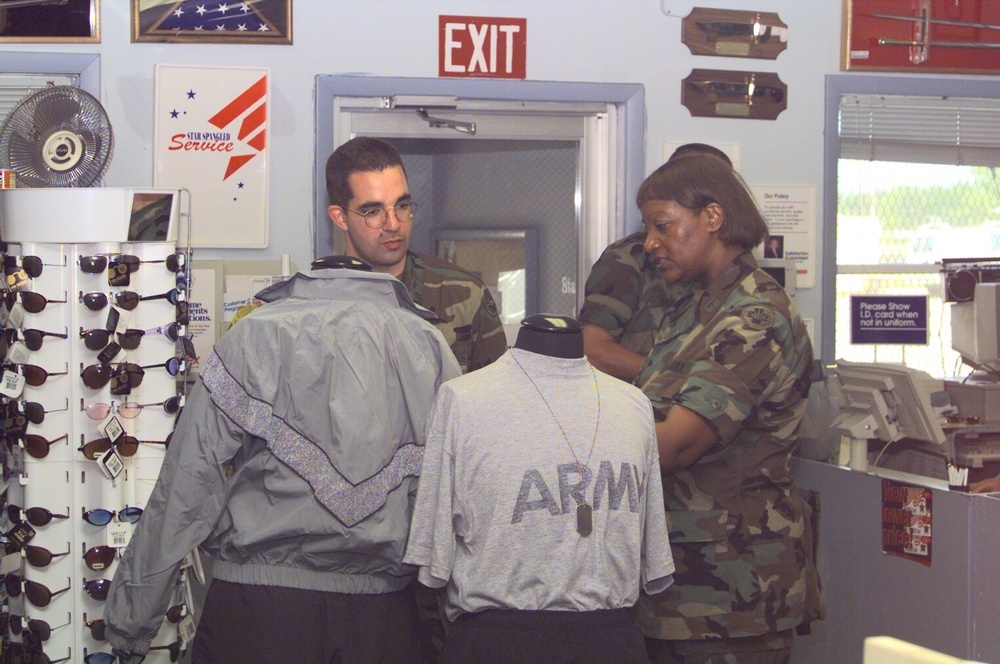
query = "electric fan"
xmin=0 ymin=85 xmax=114 ymax=188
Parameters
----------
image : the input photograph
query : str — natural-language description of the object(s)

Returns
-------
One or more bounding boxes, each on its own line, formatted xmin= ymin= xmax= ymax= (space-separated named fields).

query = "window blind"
xmin=0 ymin=73 xmax=76 ymax=127
xmin=839 ymin=93 xmax=1000 ymax=168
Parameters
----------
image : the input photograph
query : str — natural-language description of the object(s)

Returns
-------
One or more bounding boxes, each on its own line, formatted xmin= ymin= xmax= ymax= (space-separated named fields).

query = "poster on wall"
xmin=750 ymin=184 xmax=815 ymax=288
xmin=154 ymin=64 xmax=270 ymax=248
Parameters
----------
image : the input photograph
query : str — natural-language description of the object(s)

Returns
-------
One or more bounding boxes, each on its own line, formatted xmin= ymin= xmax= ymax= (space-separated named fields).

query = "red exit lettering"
xmin=439 ymin=15 xmax=527 ymax=79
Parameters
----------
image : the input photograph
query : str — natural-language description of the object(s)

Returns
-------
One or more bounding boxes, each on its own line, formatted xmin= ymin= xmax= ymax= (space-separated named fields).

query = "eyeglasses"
xmin=13 ymin=398 xmax=69 ymax=425
xmin=4 ymin=290 xmax=68 ymax=314
xmin=84 ymin=397 xmax=182 ymax=420
xmin=3 ymin=255 xmax=65 ymax=279
xmin=79 ymin=436 xmax=140 ymax=459
xmin=79 ymin=322 xmax=182 ymax=352
xmin=344 ymin=200 xmax=418 ymax=229
xmin=3 ymin=327 xmax=69 ymax=351
xmin=83 ymin=544 xmax=120 ymax=572
xmin=4 ymin=574 xmax=71 ymax=607
xmin=83 ymin=612 xmax=106 ymax=641
xmin=83 ymin=577 xmax=111 ymax=601
xmin=81 ymin=358 xmax=185 ymax=391
xmin=81 ymin=506 xmax=143 ymax=527
xmin=19 ymin=543 xmax=71 ymax=568
xmin=14 ymin=615 xmax=70 ymax=642
xmin=18 ymin=433 xmax=69 ymax=460
xmin=8 ymin=505 xmax=70 ymax=527
xmin=80 ymin=252 xmax=185 ymax=275
xmin=4 ymin=363 xmax=69 ymax=387
xmin=79 ymin=288 xmax=184 ymax=312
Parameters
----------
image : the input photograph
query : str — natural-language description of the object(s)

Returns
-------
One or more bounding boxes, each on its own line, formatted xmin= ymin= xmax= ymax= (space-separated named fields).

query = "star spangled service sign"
xmin=154 ymin=64 xmax=270 ymax=248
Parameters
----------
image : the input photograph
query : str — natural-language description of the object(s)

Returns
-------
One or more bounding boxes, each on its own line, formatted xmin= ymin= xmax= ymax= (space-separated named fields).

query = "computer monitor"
xmin=833 ymin=360 xmax=947 ymax=470
xmin=950 ymin=282 xmax=1000 ymax=377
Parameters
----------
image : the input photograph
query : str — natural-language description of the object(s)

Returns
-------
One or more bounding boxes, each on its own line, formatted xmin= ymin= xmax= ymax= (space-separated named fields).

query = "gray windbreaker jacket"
xmin=104 ymin=268 xmax=462 ymax=656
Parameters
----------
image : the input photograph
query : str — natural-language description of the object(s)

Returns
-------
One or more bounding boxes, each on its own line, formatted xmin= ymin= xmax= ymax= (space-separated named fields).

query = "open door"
xmin=314 ymin=75 xmax=644 ymax=333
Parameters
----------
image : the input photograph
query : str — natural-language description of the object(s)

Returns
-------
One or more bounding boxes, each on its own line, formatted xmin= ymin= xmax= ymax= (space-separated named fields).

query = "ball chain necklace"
xmin=510 ymin=350 xmax=601 ymax=537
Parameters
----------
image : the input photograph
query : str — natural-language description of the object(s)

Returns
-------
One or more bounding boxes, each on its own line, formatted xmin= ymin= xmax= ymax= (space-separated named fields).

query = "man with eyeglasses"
xmin=103 ymin=259 xmax=462 ymax=663
xmin=325 ymin=136 xmax=506 ymax=374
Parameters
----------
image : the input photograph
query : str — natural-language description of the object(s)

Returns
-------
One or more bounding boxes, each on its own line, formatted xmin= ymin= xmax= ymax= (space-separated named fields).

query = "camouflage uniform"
xmin=579 ymin=231 xmax=683 ymax=356
xmin=400 ymin=251 xmax=506 ymax=373
xmin=634 ymin=253 xmax=817 ymax=649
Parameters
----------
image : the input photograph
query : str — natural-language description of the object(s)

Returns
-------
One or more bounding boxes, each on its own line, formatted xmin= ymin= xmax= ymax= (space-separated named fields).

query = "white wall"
xmin=3 ymin=0 xmax=845 ymax=343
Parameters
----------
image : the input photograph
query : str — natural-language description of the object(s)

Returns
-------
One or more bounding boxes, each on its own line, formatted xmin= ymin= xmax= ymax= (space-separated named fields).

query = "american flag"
xmin=141 ymin=1 xmax=286 ymax=37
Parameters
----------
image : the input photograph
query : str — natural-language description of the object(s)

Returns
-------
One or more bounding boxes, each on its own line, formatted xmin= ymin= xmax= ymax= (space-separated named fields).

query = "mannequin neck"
xmin=513 ymin=326 xmax=584 ymax=359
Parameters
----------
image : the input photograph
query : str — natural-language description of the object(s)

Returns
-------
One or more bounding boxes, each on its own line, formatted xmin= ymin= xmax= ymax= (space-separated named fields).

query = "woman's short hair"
xmin=636 ymin=155 xmax=767 ymax=250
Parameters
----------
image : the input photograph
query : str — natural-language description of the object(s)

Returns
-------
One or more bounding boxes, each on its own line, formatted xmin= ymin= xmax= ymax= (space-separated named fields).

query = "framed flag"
xmin=154 ymin=64 xmax=270 ymax=248
xmin=132 ymin=0 xmax=292 ymax=44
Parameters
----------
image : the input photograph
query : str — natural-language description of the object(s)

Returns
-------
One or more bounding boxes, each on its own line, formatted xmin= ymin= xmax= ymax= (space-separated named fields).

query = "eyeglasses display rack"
xmin=0 ymin=187 xmax=195 ymax=663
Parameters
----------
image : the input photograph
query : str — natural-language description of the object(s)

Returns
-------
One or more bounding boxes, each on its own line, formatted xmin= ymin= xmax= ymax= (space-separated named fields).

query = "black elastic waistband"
xmin=452 ymin=606 xmax=637 ymax=631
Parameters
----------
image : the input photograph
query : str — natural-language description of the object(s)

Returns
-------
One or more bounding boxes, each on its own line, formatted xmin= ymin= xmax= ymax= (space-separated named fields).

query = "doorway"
xmin=313 ymin=75 xmax=644 ymax=339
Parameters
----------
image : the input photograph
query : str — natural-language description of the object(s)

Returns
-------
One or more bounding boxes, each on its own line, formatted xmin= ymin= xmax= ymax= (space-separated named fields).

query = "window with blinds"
xmin=825 ymin=76 xmax=1000 ymax=377
xmin=0 ymin=73 xmax=77 ymax=125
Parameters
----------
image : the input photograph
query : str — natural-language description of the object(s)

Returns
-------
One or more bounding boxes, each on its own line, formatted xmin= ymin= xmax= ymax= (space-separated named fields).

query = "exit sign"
xmin=439 ymin=15 xmax=527 ymax=79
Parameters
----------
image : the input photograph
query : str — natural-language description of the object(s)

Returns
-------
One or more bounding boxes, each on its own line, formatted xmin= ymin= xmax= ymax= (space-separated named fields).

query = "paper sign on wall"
xmin=751 ymin=184 xmax=816 ymax=288
xmin=154 ymin=64 xmax=270 ymax=248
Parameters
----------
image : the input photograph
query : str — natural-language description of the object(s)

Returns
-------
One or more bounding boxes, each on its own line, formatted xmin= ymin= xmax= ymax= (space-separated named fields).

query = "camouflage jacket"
xmin=400 ymin=251 xmax=506 ymax=373
xmin=578 ymin=231 xmax=681 ymax=357
xmin=634 ymin=252 xmax=816 ymax=641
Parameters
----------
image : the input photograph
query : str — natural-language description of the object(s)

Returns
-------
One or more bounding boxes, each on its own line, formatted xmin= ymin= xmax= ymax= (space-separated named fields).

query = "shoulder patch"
xmin=741 ymin=305 xmax=774 ymax=330
xmin=483 ymin=289 xmax=499 ymax=317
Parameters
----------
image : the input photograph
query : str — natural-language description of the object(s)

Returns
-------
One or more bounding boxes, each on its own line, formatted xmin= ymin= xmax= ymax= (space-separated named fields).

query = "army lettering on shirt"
xmin=511 ymin=460 xmax=645 ymax=523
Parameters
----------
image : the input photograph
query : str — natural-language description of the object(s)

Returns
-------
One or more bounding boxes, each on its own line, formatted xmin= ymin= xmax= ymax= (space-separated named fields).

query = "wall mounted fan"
xmin=0 ymin=85 xmax=114 ymax=188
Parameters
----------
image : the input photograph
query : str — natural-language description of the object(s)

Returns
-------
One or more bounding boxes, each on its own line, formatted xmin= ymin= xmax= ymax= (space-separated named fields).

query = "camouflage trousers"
xmin=645 ymin=630 xmax=794 ymax=664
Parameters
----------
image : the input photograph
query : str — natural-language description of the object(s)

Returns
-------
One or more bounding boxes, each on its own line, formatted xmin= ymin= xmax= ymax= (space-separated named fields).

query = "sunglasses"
xmin=84 ymin=644 xmax=182 ymax=664
xmin=18 ymin=647 xmax=71 ymax=664
xmin=4 ymin=363 xmax=69 ymax=387
xmin=3 ymin=255 xmax=65 ymax=279
xmin=83 ymin=544 xmax=120 ymax=572
xmin=81 ymin=506 xmax=144 ymax=527
xmin=80 ymin=322 xmax=182 ymax=352
xmin=18 ymin=433 xmax=69 ymax=460
xmin=11 ymin=615 xmax=70 ymax=641
xmin=79 ymin=288 xmax=183 ymax=312
xmin=83 ymin=577 xmax=111 ymax=601
xmin=3 ymin=327 xmax=69 ymax=351
xmin=79 ymin=434 xmax=171 ymax=460
xmin=14 ymin=398 xmax=69 ymax=425
xmin=4 ymin=574 xmax=71 ymax=607
xmin=166 ymin=603 xmax=188 ymax=624
xmin=19 ymin=542 xmax=71 ymax=568
xmin=80 ymin=358 xmax=184 ymax=391
xmin=8 ymin=505 xmax=69 ymax=527
xmin=80 ymin=252 xmax=185 ymax=275
xmin=84 ymin=396 xmax=182 ymax=420
xmin=4 ymin=290 xmax=68 ymax=314
xmin=83 ymin=612 xmax=106 ymax=641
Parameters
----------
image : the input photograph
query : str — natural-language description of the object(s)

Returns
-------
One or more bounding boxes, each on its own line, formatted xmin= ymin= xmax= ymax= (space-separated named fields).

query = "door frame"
xmin=313 ymin=75 xmax=645 ymax=288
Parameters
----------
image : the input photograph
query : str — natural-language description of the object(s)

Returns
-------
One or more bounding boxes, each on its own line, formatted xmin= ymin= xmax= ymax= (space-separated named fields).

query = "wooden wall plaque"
xmin=681 ymin=69 xmax=787 ymax=121
xmin=682 ymin=8 xmax=788 ymax=60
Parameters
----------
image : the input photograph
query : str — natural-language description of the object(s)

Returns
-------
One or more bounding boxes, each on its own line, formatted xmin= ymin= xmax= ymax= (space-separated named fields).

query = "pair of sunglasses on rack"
xmin=83 ymin=397 xmax=182 ymax=420
xmin=9 ymin=433 xmax=69 ymax=460
xmin=6 ymin=399 xmax=68 ymax=426
xmin=3 ymin=328 xmax=68 ymax=351
xmin=83 ymin=544 xmax=120 ymax=572
xmin=3 ymin=574 xmax=71 ymax=607
xmin=7 ymin=505 xmax=69 ymax=528
xmin=3 ymin=290 xmax=67 ymax=314
xmin=79 ymin=253 xmax=185 ymax=275
xmin=3 ymin=541 xmax=70 ymax=568
xmin=3 ymin=363 xmax=68 ymax=387
xmin=78 ymin=435 xmax=170 ymax=460
xmin=80 ymin=359 xmax=185 ymax=391
xmin=81 ymin=507 xmax=143 ymax=527
xmin=79 ymin=288 xmax=184 ymax=312
xmin=6 ymin=614 xmax=70 ymax=641
xmin=79 ymin=322 xmax=182 ymax=352
xmin=83 ymin=577 xmax=111 ymax=601
xmin=2 ymin=255 xmax=65 ymax=279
